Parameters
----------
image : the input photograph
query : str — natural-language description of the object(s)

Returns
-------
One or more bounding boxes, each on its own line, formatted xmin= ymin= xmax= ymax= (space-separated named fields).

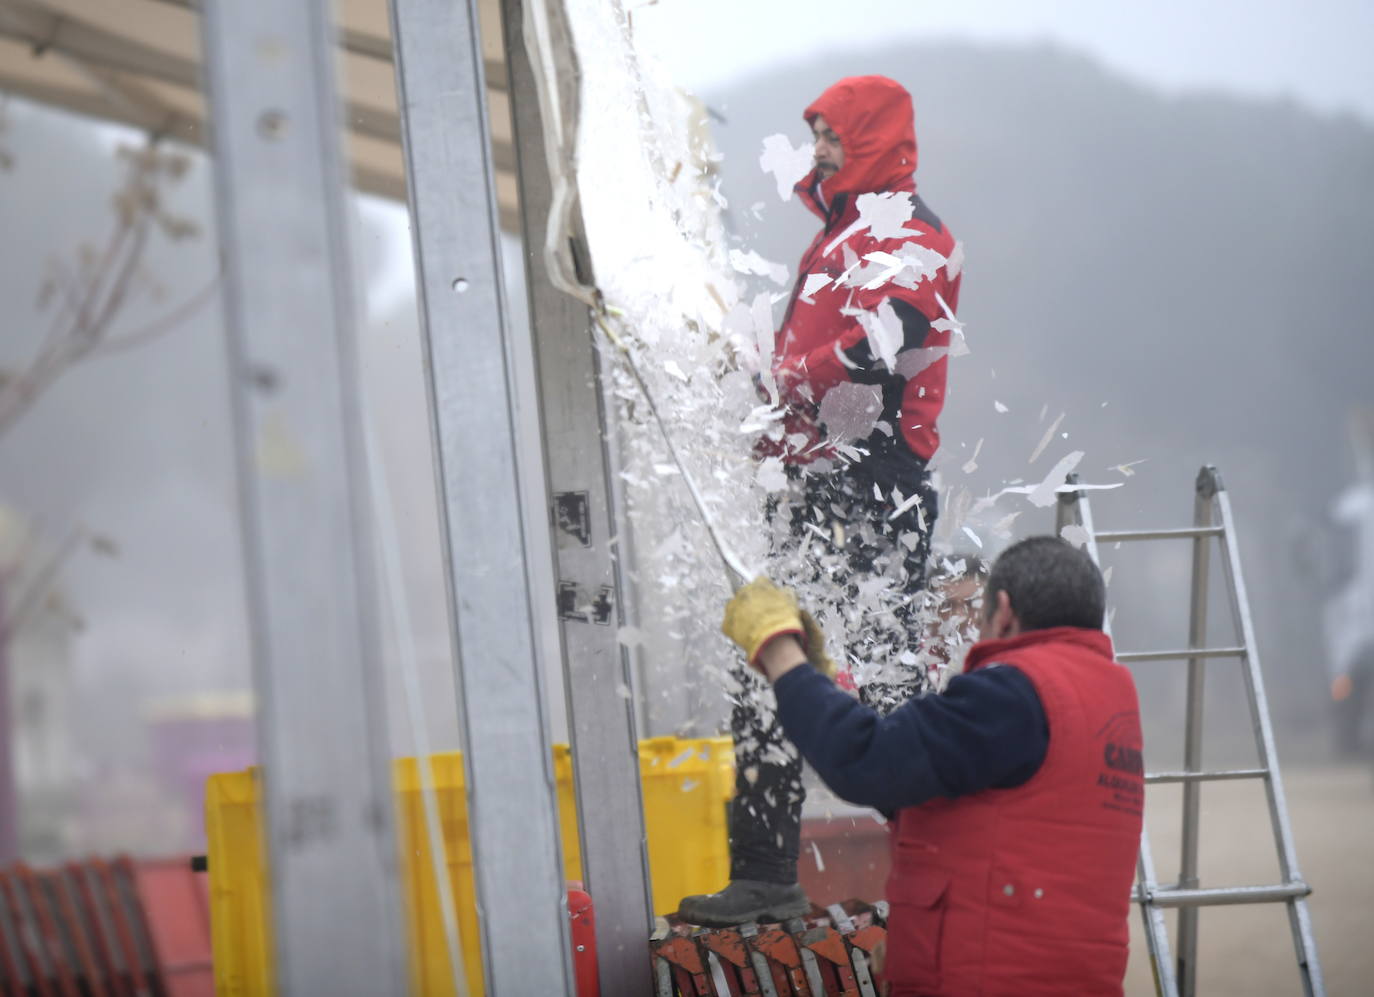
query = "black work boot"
xmin=677 ymin=878 xmax=811 ymax=927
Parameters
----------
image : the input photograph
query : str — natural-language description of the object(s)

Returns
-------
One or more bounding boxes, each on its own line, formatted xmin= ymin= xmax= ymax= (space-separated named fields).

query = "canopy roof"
xmin=0 ymin=0 xmax=518 ymax=217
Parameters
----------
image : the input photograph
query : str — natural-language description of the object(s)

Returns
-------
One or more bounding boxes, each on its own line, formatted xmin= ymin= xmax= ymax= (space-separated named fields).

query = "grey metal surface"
xmin=1144 ymin=767 xmax=1268 ymax=784
xmin=1214 ymin=483 xmax=1325 ymax=995
xmin=498 ymin=1 xmax=656 ymax=991
xmin=197 ymin=1 xmax=406 ymax=992
xmin=1151 ymin=883 xmax=1312 ymax=907
xmin=1175 ymin=467 xmax=1216 ymax=996
xmin=1093 ymin=526 xmax=1224 ymax=542
xmin=388 ymin=0 xmax=574 ymax=991
xmin=1116 ymin=646 xmax=1245 ymax=662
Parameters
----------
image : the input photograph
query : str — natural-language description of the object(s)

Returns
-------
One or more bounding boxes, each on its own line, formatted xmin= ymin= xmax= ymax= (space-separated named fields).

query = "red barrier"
xmin=0 ymin=855 xmax=212 ymax=997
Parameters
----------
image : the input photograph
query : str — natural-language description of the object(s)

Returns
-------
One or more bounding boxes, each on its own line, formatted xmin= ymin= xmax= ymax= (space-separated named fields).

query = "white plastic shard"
xmin=994 ymin=400 xmax=1009 ymax=414
xmin=663 ymin=359 xmax=689 ymax=382
xmin=1059 ymin=524 xmax=1091 ymax=549
xmin=857 ymin=299 xmax=903 ymax=371
xmin=856 ymin=250 xmax=906 ymax=290
xmin=818 ymin=382 xmax=884 ymax=440
xmin=800 ymin=272 xmax=832 ymax=302
xmin=945 ymin=240 xmax=966 ymax=280
xmin=1027 ymin=450 xmax=1085 ymax=507
xmin=758 ymin=133 xmax=814 ymax=201
xmin=1028 ymin=412 xmax=1066 ymax=463
xmin=756 ymin=456 xmax=790 ymax=492
xmin=962 ymin=525 xmax=984 ymax=549
xmin=738 ymin=403 xmax=786 ymax=434
xmin=669 ymin=747 xmax=696 ymax=770
xmin=1112 ymin=459 xmax=1148 ymax=477
xmin=856 ymin=191 xmax=917 ymax=240
xmin=729 ymin=247 xmax=789 ymax=286
xmin=894 ymin=346 xmax=950 ymax=378
xmin=962 ymin=437 xmax=984 ymax=474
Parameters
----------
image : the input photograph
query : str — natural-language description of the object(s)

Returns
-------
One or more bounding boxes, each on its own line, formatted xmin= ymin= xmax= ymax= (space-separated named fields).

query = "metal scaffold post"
xmin=198 ymin=1 xmax=406 ymax=992
xmin=388 ymin=0 xmax=576 ymax=992
xmin=499 ymin=0 xmax=657 ymax=991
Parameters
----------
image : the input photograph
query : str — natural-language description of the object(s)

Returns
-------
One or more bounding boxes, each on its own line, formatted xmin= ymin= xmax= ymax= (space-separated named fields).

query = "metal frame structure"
xmin=1057 ymin=467 xmax=1324 ymax=997
xmin=499 ymin=1 xmax=655 ymax=991
xmin=198 ymin=1 xmax=406 ymax=991
xmin=6 ymin=0 xmax=667 ymax=990
xmin=386 ymin=0 xmax=574 ymax=990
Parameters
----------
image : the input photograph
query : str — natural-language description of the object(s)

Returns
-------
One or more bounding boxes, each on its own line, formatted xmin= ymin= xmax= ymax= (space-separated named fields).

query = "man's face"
xmin=811 ymin=115 xmax=844 ymax=178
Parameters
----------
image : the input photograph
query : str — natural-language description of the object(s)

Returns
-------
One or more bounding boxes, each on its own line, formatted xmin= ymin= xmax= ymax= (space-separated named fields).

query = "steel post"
xmin=1175 ymin=466 xmax=1217 ymax=996
xmin=498 ymin=0 xmax=656 ymax=990
xmin=198 ymin=1 xmax=406 ymax=990
xmin=387 ymin=0 xmax=575 ymax=991
xmin=1214 ymin=483 xmax=1324 ymax=996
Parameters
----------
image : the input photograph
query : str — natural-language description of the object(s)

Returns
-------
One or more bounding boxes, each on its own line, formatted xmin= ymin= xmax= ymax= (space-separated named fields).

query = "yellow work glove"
xmin=722 ymin=577 xmax=837 ymax=678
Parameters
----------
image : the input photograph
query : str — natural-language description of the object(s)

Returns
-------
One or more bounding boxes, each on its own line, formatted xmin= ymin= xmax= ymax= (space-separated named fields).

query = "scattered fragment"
xmin=961 ymin=525 xmax=984 ymax=549
xmin=1112 ymin=459 xmax=1148 ymax=477
xmin=1059 ymin=524 xmax=1091 ymax=548
xmin=663 ymin=359 xmax=689 ymax=382
xmin=994 ymin=400 xmax=1009 ymax=414
xmin=962 ymin=437 xmax=984 ymax=474
xmin=810 ymin=841 xmax=825 ymax=872
xmin=1027 ymin=450 xmax=1085 ymax=507
xmin=1028 ymin=412 xmax=1066 ymax=463
xmin=669 ymin=747 xmax=695 ymax=769
xmin=758 ymin=133 xmax=813 ymax=200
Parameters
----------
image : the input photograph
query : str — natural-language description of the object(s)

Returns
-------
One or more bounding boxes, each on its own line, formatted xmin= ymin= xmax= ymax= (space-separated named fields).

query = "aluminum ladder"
xmin=1055 ymin=465 xmax=1324 ymax=996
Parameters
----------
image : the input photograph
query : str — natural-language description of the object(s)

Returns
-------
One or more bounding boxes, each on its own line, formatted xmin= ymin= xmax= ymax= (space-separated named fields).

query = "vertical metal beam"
xmin=1058 ymin=476 xmax=1178 ymax=996
xmin=498 ymin=2 xmax=655 ymax=991
xmin=1213 ymin=477 xmax=1324 ymax=996
xmin=387 ymin=0 xmax=574 ymax=992
xmin=1176 ymin=466 xmax=1216 ymax=996
xmin=0 ymin=580 xmax=16 ymax=864
xmin=198 ymin=2 xmax=405 ymax=992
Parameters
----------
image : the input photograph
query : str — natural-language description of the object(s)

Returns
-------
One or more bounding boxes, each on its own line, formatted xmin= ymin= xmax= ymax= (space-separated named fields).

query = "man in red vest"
xmin=679 ymin=73 xmax=963 ymax=927
xmin=720 ymin=536 xmax=1144 ymax=996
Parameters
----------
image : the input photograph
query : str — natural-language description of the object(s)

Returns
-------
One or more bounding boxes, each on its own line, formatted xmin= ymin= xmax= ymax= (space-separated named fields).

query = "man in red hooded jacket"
xmin=719 ymin=537 xmax=1144 ymax=995
xmin=680 ymin=76 xmax=965 ymax=926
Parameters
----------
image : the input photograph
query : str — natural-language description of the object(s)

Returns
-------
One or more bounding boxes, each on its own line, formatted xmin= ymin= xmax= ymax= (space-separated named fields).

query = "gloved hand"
xmin=722 ymin=577 xmax=837 ymax=678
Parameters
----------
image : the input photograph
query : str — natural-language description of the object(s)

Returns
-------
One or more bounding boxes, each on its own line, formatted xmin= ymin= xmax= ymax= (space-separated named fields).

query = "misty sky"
xmin=633 ymin=0 xmax=1374 ymax=121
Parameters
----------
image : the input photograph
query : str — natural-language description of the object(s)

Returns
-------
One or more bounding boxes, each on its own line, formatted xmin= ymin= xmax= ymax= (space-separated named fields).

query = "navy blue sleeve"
xmin=771 ymin=663 xmax=1049 ymax=814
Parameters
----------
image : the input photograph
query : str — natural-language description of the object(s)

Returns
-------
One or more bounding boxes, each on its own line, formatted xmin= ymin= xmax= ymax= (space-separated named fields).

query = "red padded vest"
xmin=885 ymin=627 xmax=1143 ymax=996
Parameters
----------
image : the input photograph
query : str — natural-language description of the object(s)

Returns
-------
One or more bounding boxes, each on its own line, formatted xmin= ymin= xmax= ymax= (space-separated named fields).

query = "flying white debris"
xmin=1028 ymin=412 xmax=1066 ymax=463
xmin=1059 ymin=524 xmax=1091 ymax=548
xmin=758 ymin=133 xmax=813 ymax=201
xmin=1027 ymin=450 xmax=1085 ymax=507
xmin=994 ymin=400 xmax=1009 ymax=414
xmin=1112 ymin=459 xmax=1148 ymax=477
xmin=728 ymin=247 xmax=789 ymax=286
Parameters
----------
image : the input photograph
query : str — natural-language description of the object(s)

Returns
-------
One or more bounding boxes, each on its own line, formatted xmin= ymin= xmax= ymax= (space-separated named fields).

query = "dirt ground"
xmin=1123 ymin=761 xmax=1374 ymax=996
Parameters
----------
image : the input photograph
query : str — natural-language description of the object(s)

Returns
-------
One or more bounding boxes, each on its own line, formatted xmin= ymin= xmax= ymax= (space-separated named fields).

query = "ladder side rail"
xmin=1212 ymin=486 xmax=1325 ymax=996
xmin=1175 ymin=471 xmax=1217 ymax=997
xmin=1059 ymin=478 xmax=1177 ymax=997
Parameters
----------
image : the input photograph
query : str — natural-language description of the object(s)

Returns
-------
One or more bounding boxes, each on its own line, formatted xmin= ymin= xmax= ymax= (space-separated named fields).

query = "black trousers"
xmin=727 ymin=464 xmax=936 ymax=883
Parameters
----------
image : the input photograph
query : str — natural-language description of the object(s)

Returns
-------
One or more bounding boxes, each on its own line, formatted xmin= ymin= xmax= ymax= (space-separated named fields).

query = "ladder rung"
xmin=1142 ymin=882 xmax=1311 ymax=908
xmin=1117 ymin=646 xmax=1246 ymax=663
xmin=1145 ymin=767 xmax=1268 ymax=784
xmin=1093 ymin=527 xmax=1224 ymax=542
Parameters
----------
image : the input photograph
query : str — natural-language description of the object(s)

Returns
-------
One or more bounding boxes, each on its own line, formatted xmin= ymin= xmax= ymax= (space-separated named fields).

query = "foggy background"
xmin=1 ymin=1 xmax=1372 ymax=991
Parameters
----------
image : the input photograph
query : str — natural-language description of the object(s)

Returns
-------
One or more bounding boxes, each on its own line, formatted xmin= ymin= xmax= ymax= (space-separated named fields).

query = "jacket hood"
xmin=800 ymin=75 xmax=918 ymax=199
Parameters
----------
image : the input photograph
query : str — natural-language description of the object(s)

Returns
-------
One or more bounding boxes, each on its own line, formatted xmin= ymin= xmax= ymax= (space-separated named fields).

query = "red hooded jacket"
xmin=760 ymin=76 xmax=962 ymax=472
xmin=886 ymin=628 xmax=1144 ymax=996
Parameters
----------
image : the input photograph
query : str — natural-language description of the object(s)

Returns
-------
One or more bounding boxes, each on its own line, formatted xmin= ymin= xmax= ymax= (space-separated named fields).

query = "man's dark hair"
xmin=984 ymin=536 xmax=1105 ymax=631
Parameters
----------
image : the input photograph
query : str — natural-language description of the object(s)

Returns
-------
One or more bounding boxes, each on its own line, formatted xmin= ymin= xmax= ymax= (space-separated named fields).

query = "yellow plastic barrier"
xmin=205 ymin=736 xmax=734 ymax=996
